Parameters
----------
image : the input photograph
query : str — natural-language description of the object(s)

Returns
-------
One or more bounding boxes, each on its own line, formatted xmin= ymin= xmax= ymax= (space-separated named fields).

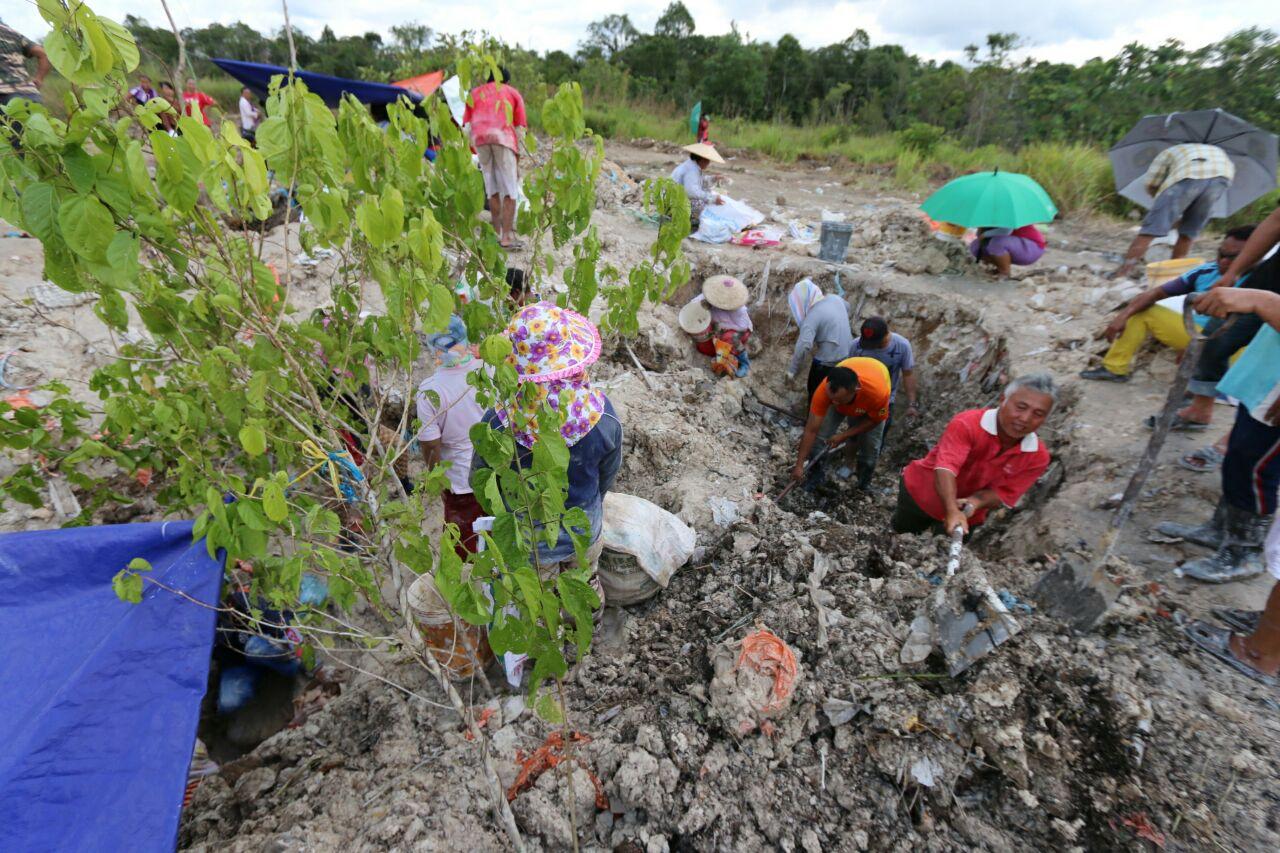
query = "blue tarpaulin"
xmin=212 ymin=58 xmax=422 ymax=108
xmin=0 ymin=521 xmax=223 ymax=852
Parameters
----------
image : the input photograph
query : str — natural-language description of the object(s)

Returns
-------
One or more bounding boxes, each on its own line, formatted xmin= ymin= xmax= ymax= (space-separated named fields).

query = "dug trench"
xmin=181 ymin=261 xmax=1280 ymax=851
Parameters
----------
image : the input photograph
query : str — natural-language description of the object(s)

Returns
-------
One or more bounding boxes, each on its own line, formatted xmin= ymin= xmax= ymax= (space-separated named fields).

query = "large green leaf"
xmin=57 ymin=194 xmax=114 ymax=262
xmin=19 ymin=182 xmax=58 ymax=241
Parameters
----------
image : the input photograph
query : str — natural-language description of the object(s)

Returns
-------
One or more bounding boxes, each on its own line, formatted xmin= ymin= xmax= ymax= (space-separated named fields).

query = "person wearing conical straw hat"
xmin=672 ymin=143 xmax=725 ymax=230
xmin=679 ymin=274 xmax=753 ymax=377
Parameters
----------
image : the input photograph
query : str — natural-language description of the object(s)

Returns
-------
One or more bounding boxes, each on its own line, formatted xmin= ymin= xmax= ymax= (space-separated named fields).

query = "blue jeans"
xmin=1222 ymin=405 xmax=1280 ymax=515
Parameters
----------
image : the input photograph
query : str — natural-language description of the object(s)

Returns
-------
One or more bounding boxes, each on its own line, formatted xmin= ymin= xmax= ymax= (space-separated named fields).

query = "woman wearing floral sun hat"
xmin=472 ymin=301 xmax=623 ymax=597
xmin=678 ymin=274 xmax=753 ymax=377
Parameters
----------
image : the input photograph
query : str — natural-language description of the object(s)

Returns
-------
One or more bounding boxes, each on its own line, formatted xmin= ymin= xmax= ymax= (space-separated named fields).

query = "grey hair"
xmin=1003 ymin=372 xmax=1058 ymax=406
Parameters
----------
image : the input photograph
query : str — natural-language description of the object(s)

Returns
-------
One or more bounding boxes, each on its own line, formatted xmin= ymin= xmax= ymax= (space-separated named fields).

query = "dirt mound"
xmin=595 ymin=159 xmax=643 ymax=211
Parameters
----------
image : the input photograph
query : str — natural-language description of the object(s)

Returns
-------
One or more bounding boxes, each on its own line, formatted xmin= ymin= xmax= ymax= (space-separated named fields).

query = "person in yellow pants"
xmin=1081 ymin=226 xmax=1254 ymax=383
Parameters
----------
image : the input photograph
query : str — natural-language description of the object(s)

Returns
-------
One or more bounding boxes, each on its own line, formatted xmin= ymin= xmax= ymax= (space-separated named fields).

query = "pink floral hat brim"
xmin=505 ymin=301 xmax=603 ymax=383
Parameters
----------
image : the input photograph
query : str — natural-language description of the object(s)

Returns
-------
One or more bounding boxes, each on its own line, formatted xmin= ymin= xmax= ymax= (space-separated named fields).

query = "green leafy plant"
xmin=1 ymin=3 xmax=689 ymax=843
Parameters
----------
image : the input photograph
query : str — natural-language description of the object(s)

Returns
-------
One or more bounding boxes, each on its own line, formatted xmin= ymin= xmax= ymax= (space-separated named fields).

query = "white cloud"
xmin=3 ymin=0 xmax=1277 ymax=63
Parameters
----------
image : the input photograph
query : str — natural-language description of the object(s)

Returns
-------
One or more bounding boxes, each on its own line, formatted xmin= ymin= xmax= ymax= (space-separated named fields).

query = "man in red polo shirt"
xmin=893 ymin=373 xmax=1056 ymax=535
xmin=791 ymin=356 xmax=892 ymax=487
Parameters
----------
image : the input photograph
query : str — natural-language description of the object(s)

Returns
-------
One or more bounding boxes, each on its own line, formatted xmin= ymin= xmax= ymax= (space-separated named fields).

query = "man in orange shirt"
xmin=791 ymin=356 xmax=892 ymax=491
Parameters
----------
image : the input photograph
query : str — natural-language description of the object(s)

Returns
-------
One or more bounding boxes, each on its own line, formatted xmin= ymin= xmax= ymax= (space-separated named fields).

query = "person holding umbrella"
xmin=921 ymin=170 xmax=1057 ymax=279
xmin=1108 ymin=109 xmax=1278 ymax=279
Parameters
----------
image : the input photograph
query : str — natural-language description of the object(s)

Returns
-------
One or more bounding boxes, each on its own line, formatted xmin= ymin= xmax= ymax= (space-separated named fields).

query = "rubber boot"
xmin=855 ymin=463 xmax=875 ymax=491
xmin=1154 ymin=497 xmax=1227 ymax=549
xmin=1180 ymin=505 xmax=1269 ymax=583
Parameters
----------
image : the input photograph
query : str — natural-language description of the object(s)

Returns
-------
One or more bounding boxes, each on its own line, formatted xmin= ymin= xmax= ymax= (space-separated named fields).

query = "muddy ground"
xmin=2 ymin=140 xmax=1278 ymax=851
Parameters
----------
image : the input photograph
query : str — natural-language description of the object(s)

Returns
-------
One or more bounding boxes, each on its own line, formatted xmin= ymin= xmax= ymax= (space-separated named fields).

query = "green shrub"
xmin=893 ymin=149 xmax=927 ymax=191
xmin=897 ymin=122 xmax=945 ymax=156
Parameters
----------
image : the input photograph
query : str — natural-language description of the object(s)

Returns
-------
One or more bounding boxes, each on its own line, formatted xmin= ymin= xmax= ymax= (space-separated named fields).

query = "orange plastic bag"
xmin=736 ymin=629 xmax=799 ymax=713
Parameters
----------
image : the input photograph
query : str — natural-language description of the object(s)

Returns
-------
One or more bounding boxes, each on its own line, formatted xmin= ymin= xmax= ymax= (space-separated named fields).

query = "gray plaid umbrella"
xmin=1109 ymin=109 xmax=1278 ymax=217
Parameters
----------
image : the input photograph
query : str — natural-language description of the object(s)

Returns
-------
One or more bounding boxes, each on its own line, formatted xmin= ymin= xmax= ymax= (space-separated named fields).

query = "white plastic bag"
xmin=598 ymin=493 xmax=696 ymax=604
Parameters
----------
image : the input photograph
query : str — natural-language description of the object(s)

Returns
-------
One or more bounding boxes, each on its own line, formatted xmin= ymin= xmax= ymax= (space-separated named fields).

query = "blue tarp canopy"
xmin=0 ymin=521 xmax=224 ymax=851
xmin=213 ymin=58 xmax=422 ymax=108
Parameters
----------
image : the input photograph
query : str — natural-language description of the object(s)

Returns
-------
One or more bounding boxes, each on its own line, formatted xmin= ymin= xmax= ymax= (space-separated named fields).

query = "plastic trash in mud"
xmin=708 ymin=496 xmax=740 ymax=527
xmin=709 ymin=627 xmax=803 ymax=735
xmin=598 ymin=492 xmax=697 ymax=605
xmin=787 ymin=221 xmax=818 ymax=244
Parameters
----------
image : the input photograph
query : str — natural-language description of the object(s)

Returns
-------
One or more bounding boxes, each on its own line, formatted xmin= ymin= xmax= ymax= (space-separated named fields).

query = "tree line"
xmin=121 ymin=5 xmax=1279 ymax=149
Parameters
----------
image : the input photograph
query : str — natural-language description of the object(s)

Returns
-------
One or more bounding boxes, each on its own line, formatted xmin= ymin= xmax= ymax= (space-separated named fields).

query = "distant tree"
xmin=655 ymin=3 xmax=696 ymax=39
xmin=542 ymin=50 xmax=580 ymax=85
xmin=583 ymin=14 xmax=639 ymax=58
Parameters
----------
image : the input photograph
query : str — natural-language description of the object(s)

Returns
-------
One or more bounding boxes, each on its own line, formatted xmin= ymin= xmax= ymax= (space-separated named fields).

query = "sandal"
xmin=1212 ymin=607 xmax=1261 ymax=634
xmin=1183 ymin=620 xmax=1279 ymax=686
xmin=1143 ymin=414 xmax=1210 ymax=432
xmin=1179 ymin=445 xmax=1225 ymax=473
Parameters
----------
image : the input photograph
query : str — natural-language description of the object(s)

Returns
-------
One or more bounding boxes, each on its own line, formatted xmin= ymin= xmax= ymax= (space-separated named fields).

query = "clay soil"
xmin=3 ymin=140 xmax=1278 ymax=851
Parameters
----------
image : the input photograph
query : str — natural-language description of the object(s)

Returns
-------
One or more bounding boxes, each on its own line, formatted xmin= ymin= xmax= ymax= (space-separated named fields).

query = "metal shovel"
xmin=903 ymin=529 xmax=1021 ymax=676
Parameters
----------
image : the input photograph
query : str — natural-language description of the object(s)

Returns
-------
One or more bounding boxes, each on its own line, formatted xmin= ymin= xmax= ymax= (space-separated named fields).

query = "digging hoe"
xmin=774 ymin=441 xmax=846 ymax=502
xmin=1035 ymin=303 xmax=1237 ymax=629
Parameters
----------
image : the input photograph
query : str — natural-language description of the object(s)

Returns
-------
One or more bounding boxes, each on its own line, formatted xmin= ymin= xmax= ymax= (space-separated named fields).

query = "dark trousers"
xmin=807 ymin=359 xmax=836 ymax=404
xmin=443 ymin=490 xmax=484 ymax=559
xmin=1189 ymin=313 xmax=1263 ymax=397
xmin=1222 ymin=405 xmax=1280 ymax=515
xmin=892 ymin=478 xmax=945 ymax=535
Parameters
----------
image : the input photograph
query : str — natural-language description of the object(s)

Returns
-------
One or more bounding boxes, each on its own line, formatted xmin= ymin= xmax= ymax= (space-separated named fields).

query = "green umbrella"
xmin=689 ymin=101 xmax=702 ymax=138
xmin=921 ymin=170 xmax=1057 ymax=229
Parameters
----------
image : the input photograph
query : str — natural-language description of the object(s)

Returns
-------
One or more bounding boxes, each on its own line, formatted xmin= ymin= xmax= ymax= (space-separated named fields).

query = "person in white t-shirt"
xmin=416 ymin=316 xmax=486 ymax=558
xmin=238 ymin=87 xmax=261 ymax=144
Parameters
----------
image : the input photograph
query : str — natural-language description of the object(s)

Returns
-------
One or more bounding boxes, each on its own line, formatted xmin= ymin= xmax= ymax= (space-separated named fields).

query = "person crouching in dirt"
xmin=893 ymin=373 xmax=1055 ymax=536
xmin=671 ymin=143 xmax=724 ymax=230
xmin=1179 ymin=286 xmax=1280 ymax=685
xmin=679 ymin=275 xmax=753 ymax=377
xmin=475 ymin=302 xmax=622 ymax=603
xmin=1157 ymin=286 xmax=1280 ymax=583
xmin=791 ymin=357 xmax=892 ymax=492
xmin=786 ymin=279 xmax=853 ymax=402
xmin=417 ymin=315 xmax=486 ymax=559
xmin=971 ymin=224 xmax=1046 ymax=278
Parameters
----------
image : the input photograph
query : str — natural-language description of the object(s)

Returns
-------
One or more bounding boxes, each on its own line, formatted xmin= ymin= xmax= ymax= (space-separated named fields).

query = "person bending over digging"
xmin=1080 ymin=226 xmax=1255 ymax=384
xmin=785 ymin=279 xmax=852 ymax=403
xmin=791 ymin=357 xmax=892 ymax=491
xmin=893 ymin=373 xmax=1055 ymax=536
xmin=1179 ymin=287 xmax=1280 ymax=685
xmin=1111 ymin=142 xmax=1235 ymax=280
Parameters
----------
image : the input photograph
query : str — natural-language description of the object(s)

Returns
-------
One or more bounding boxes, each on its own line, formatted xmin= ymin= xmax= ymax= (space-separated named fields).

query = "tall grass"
xmin=1014 ymin=142 xmax=1114 ymax=217
xmin=582 ymin=97 xmax=1136 ymax=217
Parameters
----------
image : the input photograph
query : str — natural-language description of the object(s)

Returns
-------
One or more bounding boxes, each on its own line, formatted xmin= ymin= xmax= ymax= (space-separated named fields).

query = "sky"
xmin=5 ymin=1 xmax=1279 ymax=65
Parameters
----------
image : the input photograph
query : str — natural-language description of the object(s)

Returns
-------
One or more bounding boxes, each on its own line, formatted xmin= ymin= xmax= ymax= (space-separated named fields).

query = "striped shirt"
xmin=1145 ymin=144 xmax=1235 ymax=198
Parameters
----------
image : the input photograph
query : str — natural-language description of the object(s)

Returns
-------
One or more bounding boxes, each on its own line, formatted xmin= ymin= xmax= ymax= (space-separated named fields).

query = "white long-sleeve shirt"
xmin=671 ymin=158 xmax=710 ymax=202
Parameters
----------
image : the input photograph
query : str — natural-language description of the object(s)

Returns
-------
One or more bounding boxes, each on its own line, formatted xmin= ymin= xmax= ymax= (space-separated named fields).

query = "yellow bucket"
xmin=1146 ymin=258 xmax=1204 ymax=287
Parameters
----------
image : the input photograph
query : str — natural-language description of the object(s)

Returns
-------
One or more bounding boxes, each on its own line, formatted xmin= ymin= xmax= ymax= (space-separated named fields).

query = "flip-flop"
xmin=1211 ymin=607 xmax=1261 ymax=634
xmin=500 ymin=239 xmax=526 ymax=251
xmin=1143 ymin=414 xmax=1210 ymax=432
xmin=1184 ymin=620 xmax=1279 ymax=686
xmin=1179 ymin=445 xmax=1225 ymax=473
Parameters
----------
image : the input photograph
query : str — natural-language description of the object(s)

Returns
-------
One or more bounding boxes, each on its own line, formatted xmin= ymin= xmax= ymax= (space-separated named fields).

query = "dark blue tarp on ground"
xmin=212 ymin=58 xmax=422 ymax=108
xmin=0 ymin=521 xmax=223 ymax=852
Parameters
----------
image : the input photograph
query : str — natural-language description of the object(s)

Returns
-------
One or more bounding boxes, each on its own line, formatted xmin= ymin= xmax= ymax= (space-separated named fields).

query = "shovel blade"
xmin=933 ymin=588 xmax=1020 ymax=676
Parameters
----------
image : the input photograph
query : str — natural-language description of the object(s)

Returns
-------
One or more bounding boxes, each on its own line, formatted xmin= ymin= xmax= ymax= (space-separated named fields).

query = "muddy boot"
xmin=1180 ymin=505 xmax=1269 ymax=583
xmin=1154 ymin=497 xmax=1227 ymax=549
